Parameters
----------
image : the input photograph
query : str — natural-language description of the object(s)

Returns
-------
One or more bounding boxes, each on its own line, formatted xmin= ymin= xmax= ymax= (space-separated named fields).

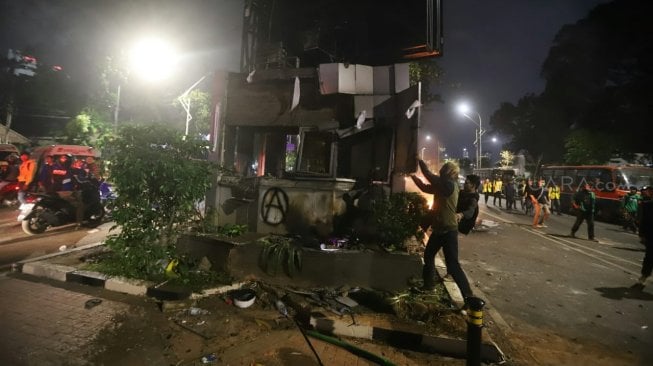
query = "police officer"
xmin=548 ymin=182 xmax=562 ymax=215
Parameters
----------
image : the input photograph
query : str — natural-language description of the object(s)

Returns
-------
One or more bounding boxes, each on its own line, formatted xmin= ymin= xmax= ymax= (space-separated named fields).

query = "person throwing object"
xmin=410 ymin=159 xmax=474 ymax=303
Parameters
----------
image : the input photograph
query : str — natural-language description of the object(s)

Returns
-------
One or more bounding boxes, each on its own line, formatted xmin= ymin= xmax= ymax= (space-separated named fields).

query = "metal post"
xmin=478 ymin=114 xmax=483 ymax=170
xmin=465 ymin=297 xmax=486 ymax=366
xmin=113 ymin=84 xmax=121 ymax=132
xmin=475 ymin=128 xmax=480 ymax=169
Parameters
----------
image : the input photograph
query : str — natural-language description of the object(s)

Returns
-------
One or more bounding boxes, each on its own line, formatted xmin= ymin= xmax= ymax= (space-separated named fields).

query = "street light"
xmin=457 ymin=102 xmax=484 ymax=169
xmin=114 ymin=37 xmax=178 ymax=130
xmin=129 ymin=37 xmax=177 ymax=82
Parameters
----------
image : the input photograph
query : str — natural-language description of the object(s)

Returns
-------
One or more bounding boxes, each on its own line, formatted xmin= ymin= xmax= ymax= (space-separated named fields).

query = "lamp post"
xmin=114 ymin=37 xmax=177 ymax=131
xmin=457 ymin=103 xmax=484 ymax=169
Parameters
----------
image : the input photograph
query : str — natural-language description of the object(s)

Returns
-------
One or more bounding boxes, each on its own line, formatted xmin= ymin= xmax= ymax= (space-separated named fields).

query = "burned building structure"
xmin=208 ymin=0 xmax=443 ymax=235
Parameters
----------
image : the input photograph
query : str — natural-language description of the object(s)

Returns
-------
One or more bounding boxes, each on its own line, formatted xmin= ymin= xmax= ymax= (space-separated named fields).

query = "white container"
xmin=319 ymin=63 xmax=356 ymax=95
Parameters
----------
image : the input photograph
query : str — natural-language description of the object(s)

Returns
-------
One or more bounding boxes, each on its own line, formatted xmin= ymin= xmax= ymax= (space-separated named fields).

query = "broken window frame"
xmin=295 ymin=127 xmax=336 ymax=178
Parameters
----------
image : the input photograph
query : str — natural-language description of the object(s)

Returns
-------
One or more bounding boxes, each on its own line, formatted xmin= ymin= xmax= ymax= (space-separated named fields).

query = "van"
xmin=30 ymin=145 xmax=101 ymax=162
xmin=29 ymin=145 xmax=102 ymax=186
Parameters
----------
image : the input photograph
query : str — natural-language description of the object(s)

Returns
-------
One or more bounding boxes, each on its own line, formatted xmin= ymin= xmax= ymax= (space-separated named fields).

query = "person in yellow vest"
xmin=482 ymin=178 xmax=492 ymax=204
xmin=17 ymin=151 xmax=36 ymax=205
xmin=548 ymin=182 xmax=562 ymax=215
xmin=492 ymin=177 xmax=503 ymax=207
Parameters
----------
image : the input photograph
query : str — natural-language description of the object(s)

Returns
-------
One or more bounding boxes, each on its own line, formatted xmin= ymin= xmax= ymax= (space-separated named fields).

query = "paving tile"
xmin=0 ymin=276 xmax=129 ymax=366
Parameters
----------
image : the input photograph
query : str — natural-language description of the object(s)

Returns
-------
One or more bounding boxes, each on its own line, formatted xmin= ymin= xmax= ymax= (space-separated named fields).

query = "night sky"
xmin=1 ymin=0 xmax=607 ymax=157
xmin=424 ymin=0 xmax=608 ymax=161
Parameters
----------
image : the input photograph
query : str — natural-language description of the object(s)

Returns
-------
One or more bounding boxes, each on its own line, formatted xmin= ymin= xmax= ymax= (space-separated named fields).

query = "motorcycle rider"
xmin=0 ymin=154 xmax=19 ymax=191
xmin=52 ymin=154 xmax=74 ymax=191
xmin=37 ymin=155 xmax=55 ymax=193
xmin=85 ymin=156 xmax=101 ymax=180
xmin=51 ymin=154 xmax=84 ymax=225
xmin=70 ymin=158 xmax=90 ymax=225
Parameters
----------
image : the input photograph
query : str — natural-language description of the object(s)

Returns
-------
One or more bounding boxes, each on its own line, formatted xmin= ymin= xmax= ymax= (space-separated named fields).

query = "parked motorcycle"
xmin=0 ymin=181 xmax=20 ymax=207
xmin=18 ymin=179 xmax=105 ymax=235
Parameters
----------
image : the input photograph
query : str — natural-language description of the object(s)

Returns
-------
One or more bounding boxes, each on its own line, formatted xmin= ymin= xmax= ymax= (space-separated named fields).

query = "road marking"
xmin=481 ymin=209 xmax=640 ymax=275
xmin=524 ymin=228 xmax=640 ymax=274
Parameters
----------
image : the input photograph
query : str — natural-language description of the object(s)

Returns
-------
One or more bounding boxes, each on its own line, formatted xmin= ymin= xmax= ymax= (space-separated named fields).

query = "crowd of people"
xmin=479 ymin=174 xmax=651 ymax=288
xmin=1 ymin=150 xmax=102 ymax=225
xmin=482 ymin=176 xmax=563 ymax=226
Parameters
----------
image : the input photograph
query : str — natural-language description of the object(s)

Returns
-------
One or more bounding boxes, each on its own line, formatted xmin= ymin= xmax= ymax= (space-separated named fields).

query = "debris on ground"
xmin=84 ymin=298 xmax=103 ymax=309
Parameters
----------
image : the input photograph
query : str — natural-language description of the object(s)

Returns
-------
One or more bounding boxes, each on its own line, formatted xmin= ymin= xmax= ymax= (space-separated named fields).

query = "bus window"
xmin=619 ymin=167 xmax=653 ymax=189
xmin=563 ymin=169 xmax=578 ymax=188
xmin=577 ymin=169 xmax=600 ymax=188
xmin=615 ymin=171 xmax=627 ymax=188
xmin=598 ymin=169 xmax=614 ymax=191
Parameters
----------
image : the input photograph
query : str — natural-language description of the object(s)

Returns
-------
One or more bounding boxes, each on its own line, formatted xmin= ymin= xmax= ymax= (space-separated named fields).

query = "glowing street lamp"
xmin=114 ymin=37 xmax=178 ymax=130
xmin=456 ymin=102 xmax=484 ymax=169
xmin=129 ymin=37 xmax=178 ymax=82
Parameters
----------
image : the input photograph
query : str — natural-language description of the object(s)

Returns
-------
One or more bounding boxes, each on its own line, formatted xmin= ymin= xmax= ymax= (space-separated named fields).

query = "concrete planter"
xmin=176 ymin=233 xmax=422 ymax=291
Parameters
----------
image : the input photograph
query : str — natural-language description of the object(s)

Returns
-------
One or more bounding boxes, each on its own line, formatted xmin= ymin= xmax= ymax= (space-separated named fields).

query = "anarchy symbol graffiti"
xmin=260 ymin=187 xmax=289 ymax=225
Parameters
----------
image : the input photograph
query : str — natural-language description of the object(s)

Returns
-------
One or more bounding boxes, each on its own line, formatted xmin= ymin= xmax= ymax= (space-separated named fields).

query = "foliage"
xmin=258 ymin=235 xmax=303 ymax=277
xmin=84 ymin=251 xmax=231 ymax=292
xmin=172 ymin=89 xmax=212 ymax=137
xmin=563 ymin=130 xmax=613 ymax=165
xmin=104 ymin=125 xmax=216 ymax=279
xmin=64 ymin=108 xmax=113 ymax=146
xmin=409 ymin=61 xmax=444 ymax=104
xmin=371 ymin=192 xmax=428 ymax=250
xmin=499 ymin=150 xmax=515 ymax=168
xmin=197 ymin=222 xmax=248 ymax=237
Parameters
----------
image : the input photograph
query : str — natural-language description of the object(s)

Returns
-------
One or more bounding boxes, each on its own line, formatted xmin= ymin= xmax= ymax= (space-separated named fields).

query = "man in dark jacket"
xmin=570 ymin=183 xmax=597 ymax=241
xmin=457 ymin=174 xmax=481 ymax=235
xmin=636 ymin=186 xmax=653 ymax=287
xmin=410 ymin=159 xmax=474 ymax=302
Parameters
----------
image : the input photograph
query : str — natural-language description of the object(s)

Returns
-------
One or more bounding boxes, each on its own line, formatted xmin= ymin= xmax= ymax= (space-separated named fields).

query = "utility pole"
xmin=3 ymin=49 xmax=38 ymax=143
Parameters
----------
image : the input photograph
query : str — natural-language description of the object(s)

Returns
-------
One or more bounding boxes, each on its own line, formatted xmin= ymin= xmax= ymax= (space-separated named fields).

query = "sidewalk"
xmin=0 ymin=275 xmax=131 ymax=366
xmin=2 ymin=223 xmax=503 ymax=365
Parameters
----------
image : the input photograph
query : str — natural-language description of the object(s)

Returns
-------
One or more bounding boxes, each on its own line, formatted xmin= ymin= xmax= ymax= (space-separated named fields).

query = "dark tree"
xmin=490 ymin=0 xmax=653 ymax=163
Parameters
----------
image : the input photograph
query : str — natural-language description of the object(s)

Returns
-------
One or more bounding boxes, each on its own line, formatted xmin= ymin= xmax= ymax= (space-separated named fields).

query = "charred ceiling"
xmin=240 ymin=0 xmax=442 ymax=71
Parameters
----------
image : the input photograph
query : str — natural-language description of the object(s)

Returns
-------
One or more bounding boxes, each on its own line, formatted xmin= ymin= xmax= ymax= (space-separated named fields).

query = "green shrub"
xmin=371 ymin=192 xmax=428 ymax=250
xmin=103 ymin=125 xmax=217 ymax=281
xmin=258 ymin=235 xmax=303 ymax=277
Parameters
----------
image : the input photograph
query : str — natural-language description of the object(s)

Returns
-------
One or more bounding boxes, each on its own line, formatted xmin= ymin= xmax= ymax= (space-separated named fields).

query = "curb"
xmin=15 ymin=230 xmax=507 ymax=363
xmin=15 ymin=246 xmax=248 ymax=301
xmin=310 ymin=315 xmax=504 ymax=363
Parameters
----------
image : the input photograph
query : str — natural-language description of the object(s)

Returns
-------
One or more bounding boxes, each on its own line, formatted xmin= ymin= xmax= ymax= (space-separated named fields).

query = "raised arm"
xmin=410 ymin=175 xmax=435 ymax=194
xmin=417 ymin=159 xmax=454 ymax=197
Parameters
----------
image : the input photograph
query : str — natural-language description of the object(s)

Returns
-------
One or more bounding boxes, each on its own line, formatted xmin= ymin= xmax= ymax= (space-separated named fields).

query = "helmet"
xmin=5 ymin=153 xmax=19 ymax=162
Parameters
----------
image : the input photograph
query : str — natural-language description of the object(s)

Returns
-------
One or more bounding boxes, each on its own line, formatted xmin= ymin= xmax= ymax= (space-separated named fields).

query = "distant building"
xmin=0 ymin=125 xmax=31 ymax=145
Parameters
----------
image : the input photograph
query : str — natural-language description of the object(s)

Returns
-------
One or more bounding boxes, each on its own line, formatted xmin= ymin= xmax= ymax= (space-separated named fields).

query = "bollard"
xmin=465 ymin=297 xmax=486 ymax=366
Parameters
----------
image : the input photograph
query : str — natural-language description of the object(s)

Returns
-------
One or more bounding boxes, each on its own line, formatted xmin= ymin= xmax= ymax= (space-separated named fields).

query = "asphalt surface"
xmin=461 ymin=200 xmax=652 ymax=365
xmin=0 ymin=206 xmax=103 ymax=270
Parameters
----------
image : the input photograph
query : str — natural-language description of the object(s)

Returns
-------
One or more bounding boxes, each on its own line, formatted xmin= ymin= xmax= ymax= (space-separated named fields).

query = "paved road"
xmin=462 ymin=200 xmax=651 ymax=365
xmin=0 ymin=207 xmax=104 ymax=270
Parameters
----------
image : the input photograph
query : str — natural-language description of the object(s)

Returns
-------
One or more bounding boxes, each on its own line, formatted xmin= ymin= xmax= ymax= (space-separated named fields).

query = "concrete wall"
xmin=212 ymin=175 xmax=355 ymax=235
